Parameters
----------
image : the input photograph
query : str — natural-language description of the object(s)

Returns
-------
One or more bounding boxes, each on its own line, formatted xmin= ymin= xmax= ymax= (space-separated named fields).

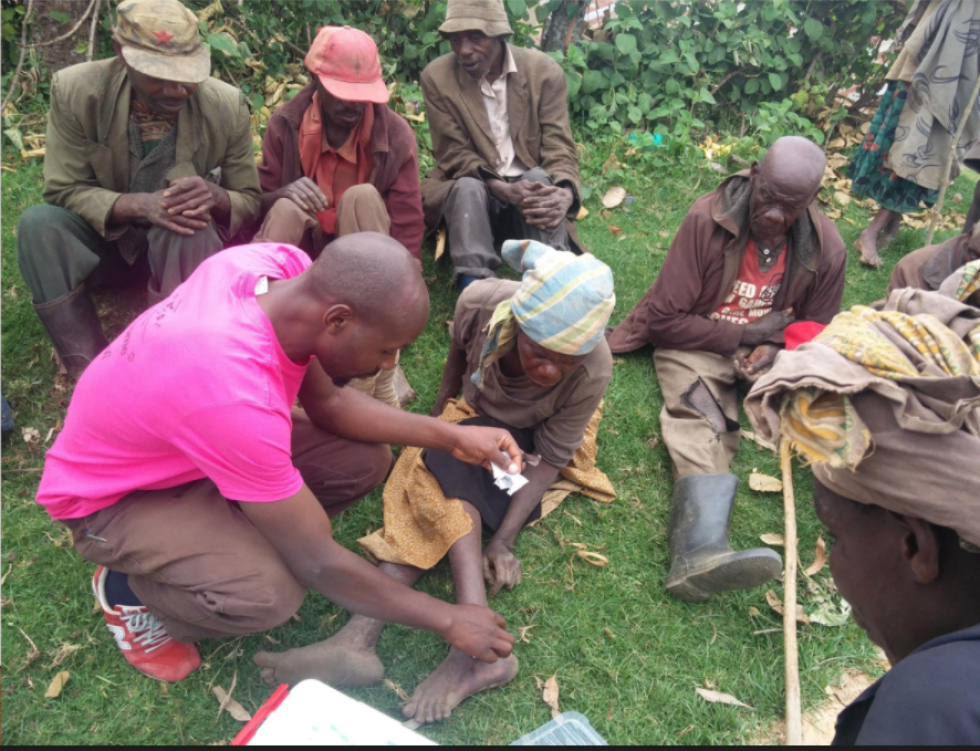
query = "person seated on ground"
xmin=887 ymin=221 xmax=980 ymax=297
xmin=35 ymin=233 xmax=522 ymax=684
xmin=746 ymin=275 xmax=980 ymax=746
xmin=253 ymin=239 xmax=617 ymax=725
xmin=606 ymin=136 xmax=847 ymax=603
xmin=421 ymin=0 xmax=583 ymax=289
xmin=17 ymin=0 xmax=260 ymax=381
xmin=255 ymin=25 xmax=424 ymax=408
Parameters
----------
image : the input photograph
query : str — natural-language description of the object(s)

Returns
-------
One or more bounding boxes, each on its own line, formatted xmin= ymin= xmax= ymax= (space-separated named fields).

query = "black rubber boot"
xmin=665 ymin=474 xmax=783 ymax=603
xmin=33 ymin=283 xmax=109 ymax=381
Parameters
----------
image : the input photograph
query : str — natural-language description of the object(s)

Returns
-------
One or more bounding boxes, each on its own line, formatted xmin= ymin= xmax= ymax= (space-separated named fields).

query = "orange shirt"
xmin=298 ymin=92 xmax=374 ymax=235
xmin=710 ymin=240 xmax=787 ymax=325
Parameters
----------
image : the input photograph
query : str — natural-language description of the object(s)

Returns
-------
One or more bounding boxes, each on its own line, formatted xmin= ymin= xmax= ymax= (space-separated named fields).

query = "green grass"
xmin=2 ymin=147 xmax=976 ymax=746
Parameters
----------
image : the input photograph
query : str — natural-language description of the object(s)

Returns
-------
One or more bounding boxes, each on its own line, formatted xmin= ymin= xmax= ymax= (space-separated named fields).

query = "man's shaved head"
xmin=759 ymin=136 xmax=826 ymax=196
xmin=748 ymin=136 xmax=826 ymax=248
xmin=304 ymin=232 xmax=430 ymax=385
xmin=308 ymin=232 xmax=429 ymax=325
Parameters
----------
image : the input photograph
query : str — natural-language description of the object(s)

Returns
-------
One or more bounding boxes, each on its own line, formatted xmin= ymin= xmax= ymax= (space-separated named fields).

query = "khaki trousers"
xmin=253 ymin=183 xmax=391 ymax=256
xmin=64 ymin=408 xmax=392 ymax=643
xmin=254 ymin=184 xmax=412 ymax=408
xmin=654 ymin=348 xmax=742 ymax=479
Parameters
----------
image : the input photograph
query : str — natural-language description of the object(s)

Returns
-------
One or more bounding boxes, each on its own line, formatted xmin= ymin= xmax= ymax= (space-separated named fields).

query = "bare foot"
xmin=878 ymin=213 xmax=902 ymax=249
xmin=402 ymin=650 xmax=519 ymax=725
xmin=855 ymin=232 xmax=883 ymax=268
xmin=253 ymin=630 xmax=385 ymax=689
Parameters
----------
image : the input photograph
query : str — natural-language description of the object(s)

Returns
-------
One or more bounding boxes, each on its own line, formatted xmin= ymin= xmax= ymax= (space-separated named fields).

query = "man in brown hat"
xmin=17 ymin=0 xmax=260 ymax=381
xmin=254 ymin=25 xmax=425 ymax=408
xmin=421 ymin=0 xmax=583 ymax=289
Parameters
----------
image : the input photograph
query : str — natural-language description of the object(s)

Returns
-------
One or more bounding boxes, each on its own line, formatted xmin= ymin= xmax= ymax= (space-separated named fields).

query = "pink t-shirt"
xmin=37 ymin=243 xmax=313 ymax=521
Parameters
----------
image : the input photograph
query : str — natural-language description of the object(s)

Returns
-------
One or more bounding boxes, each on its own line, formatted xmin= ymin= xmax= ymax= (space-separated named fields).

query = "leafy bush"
xmin=558 ymin=0 xmax=906 ymax=143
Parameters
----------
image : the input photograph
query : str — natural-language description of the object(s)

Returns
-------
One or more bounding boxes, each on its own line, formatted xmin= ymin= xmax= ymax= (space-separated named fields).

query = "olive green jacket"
xmin=42 ymin=58 xmax=260 ymax=238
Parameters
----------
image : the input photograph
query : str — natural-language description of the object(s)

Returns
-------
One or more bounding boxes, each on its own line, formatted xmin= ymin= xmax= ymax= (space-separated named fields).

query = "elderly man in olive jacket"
xmin=421 ymin=0 xmax=582 ymax=288
xmin=17 ymin=0 xmax=260 ymax=381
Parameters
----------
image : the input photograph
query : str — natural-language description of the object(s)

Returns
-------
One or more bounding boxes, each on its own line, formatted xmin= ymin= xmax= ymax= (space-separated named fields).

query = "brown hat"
xmin=439 ymin=0 xmax=514 ymax=37
xmin=113 ymin=0 xmax=210 ymax=84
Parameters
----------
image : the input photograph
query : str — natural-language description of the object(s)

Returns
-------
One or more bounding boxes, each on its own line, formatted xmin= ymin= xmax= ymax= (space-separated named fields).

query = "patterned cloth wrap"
xmin=474 ymin=239 xmax=616 ymax=389
xmin=745 ymin=271 xmax=980 ymax=551
xmin=358 ymin=398 xmax=616 ymax=570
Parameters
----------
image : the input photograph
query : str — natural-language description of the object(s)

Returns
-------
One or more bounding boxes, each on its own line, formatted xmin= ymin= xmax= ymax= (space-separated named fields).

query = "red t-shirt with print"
xmin=710 ymin=241 xmax=786 ymax=325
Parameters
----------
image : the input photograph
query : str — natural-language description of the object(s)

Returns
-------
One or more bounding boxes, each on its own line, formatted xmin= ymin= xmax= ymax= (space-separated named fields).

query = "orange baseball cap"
xmin=304 ymin=26 xmax=389 ymax=104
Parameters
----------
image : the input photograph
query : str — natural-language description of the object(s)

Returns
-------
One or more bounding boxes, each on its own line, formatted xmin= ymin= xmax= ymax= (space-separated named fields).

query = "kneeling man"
xmin=608 ymin=136 xmax=846 ymax=602
xmin=254 ymin=240 xmax=617 ymax=725
xmin=36 ymin=234 xmax=519 ymax=683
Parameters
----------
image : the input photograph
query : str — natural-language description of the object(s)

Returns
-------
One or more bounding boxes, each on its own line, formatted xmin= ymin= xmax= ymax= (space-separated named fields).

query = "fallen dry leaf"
xmin=678 ymin=725 xmax=695 ymax=738
xmin=608 ymin=224 xmax=623 ymax=236
xmin=45 ymin=671 xmax=70 ymax=699
xmin=542 ymin=675 xmax=561 ymax=720
xmin=805 ymin=537 xmax=828 ymax=577
xmin=384 ymin=678 xmax=410 ymax=702
xmin=760 ymin=533 xmax=785 ymax=546
xmin=766 ymin=590 xmax=811 ymax=625
xmin=834 ymin=191 xmax=851 ymax=206
xmin=658 ymin=228 xmax=670 ymax=238
xmin=46 ymin=643 xmax=82 ymax=669
xmin=748 ymin=606 xmax=761 ymax=617
xmin=21 ymin=427 xmax=40 ymax=445
xmin=213 ymin=672 xmax=251 ymax=723
xmin=518 ymin=625 xmax=536 ymax=644
xmin=575 ymin=205 xmax=589 ymax=221
xmin=696 ymin=688 xmax=753 ymax=709
xmin=749 ymin=470 xmax=783 ymax=493
xmin=575 ymin=550 xmax=609 ymax=567
xmin=648 ymin=437 xmax=659 ymax=451
xmin=602 ymin=186 xmax=626 ymax=209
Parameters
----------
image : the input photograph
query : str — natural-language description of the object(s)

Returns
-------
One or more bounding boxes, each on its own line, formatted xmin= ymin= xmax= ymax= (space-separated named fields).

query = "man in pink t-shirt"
xmin=37 ymin=233 xmax=521 ymax=683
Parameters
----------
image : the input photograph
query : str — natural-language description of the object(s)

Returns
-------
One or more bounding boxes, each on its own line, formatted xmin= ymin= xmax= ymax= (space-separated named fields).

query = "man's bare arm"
xmin=431 ymin=341 xmax=468 ymax=416
xmin=298 ymin=360 xmax=524 ymax=473
xmin=239 ymin=485 xmax=514 ymax=662
xmin=482 ymin=461 xmax=561 ymax=597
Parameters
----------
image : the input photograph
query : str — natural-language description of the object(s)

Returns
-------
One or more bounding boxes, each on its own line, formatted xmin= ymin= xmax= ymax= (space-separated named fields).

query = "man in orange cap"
xmin=17 ymin=0 xmax=260 ymax=382
xmin=256 ymin=25 xmax=424 ymax=408
xmin=256 ymin=26 xmax=424 ymax=263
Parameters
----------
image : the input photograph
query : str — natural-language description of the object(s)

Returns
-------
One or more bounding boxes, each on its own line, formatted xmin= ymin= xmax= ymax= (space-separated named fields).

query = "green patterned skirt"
xmin=847 ymin=81 xmax=939 ymax=213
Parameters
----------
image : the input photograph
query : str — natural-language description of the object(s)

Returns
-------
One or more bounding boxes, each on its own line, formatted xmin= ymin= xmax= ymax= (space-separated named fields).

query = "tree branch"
xmin=22 ymin=0 xmax=98 ymax=49
xmin=1 ymin=0 xmax=35 ymax=115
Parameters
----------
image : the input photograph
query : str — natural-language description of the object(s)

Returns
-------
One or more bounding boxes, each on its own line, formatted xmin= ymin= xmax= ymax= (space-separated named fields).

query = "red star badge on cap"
xmin=153 ymin=28 xmax=174 ymax=47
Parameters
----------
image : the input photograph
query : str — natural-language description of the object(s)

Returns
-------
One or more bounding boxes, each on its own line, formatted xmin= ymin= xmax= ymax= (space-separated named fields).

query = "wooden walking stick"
xmin=780 ymin=438 xmax=803 ymax=746
xmin=925 ymin=73 xmax=980 ymax=247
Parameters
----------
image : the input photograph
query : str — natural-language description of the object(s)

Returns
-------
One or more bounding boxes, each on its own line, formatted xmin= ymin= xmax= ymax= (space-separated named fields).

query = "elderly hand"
xmin=161 ymin=176 xmax=217 ymax=220
xmin=741 ymin=308 xmax=795 ymax=347
xmin=280 ymin=177 xmax=329 ymax=213
xmin=733 ymin=343 xmax=782 ymax=383
xmin=483 ymin=539 xmax=523 ymax=598
xmin=140 ymin=187 xmax=210 ymax=236
xmin=518 ymin=183 xmax=574 ymax=229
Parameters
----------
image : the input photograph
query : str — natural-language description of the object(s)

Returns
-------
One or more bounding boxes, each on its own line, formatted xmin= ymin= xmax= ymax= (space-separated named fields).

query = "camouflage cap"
xmin=113 ymin=0 xmax=210 ymax=84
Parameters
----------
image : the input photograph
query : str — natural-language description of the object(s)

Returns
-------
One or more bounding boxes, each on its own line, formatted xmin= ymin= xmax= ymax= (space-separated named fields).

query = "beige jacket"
xmin=43 ymin=58 xmax=260 ymax=238
xmin=420 ymin=43 xmax=581 ymax=228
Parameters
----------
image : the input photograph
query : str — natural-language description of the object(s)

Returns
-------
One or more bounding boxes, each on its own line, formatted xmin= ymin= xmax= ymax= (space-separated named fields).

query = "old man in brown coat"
xmin=421 ymin=0 xmax=582 ymax=289
xmin=607 ymin=136 xmax=847 ymax=604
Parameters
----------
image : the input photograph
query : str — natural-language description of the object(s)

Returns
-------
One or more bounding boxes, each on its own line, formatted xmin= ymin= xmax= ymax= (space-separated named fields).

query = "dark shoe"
xmin=665 ymin=474 xmax=782 ymax=603
xmin=457 ymin=274 xmax=482 ymax=290
xmin=33 ymin=283 xmax=109 ymax=381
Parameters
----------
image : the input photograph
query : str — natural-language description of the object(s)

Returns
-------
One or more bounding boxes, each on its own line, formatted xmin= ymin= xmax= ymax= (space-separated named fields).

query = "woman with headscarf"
xmin=745 ymin=268 xmax=980 ymax=744
xmin=252 ymin=239 xmax=618 ymax=724
xmin=849 ymin=0 xmax=980 ymax=269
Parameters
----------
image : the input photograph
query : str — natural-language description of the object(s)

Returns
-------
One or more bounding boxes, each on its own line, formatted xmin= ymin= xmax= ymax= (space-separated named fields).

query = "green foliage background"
xmin=2 ymin=0 xmax=907 ymax=148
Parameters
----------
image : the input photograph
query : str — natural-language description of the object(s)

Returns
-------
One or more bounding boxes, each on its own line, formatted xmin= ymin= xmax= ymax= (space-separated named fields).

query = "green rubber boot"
xmin=666 ymin=474 xmax=783 ymax=603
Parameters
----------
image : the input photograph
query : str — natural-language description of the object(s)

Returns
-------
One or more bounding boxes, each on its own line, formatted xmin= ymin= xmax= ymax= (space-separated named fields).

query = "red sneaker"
xmin=92 ymin=566 xmax=201 ymax=683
